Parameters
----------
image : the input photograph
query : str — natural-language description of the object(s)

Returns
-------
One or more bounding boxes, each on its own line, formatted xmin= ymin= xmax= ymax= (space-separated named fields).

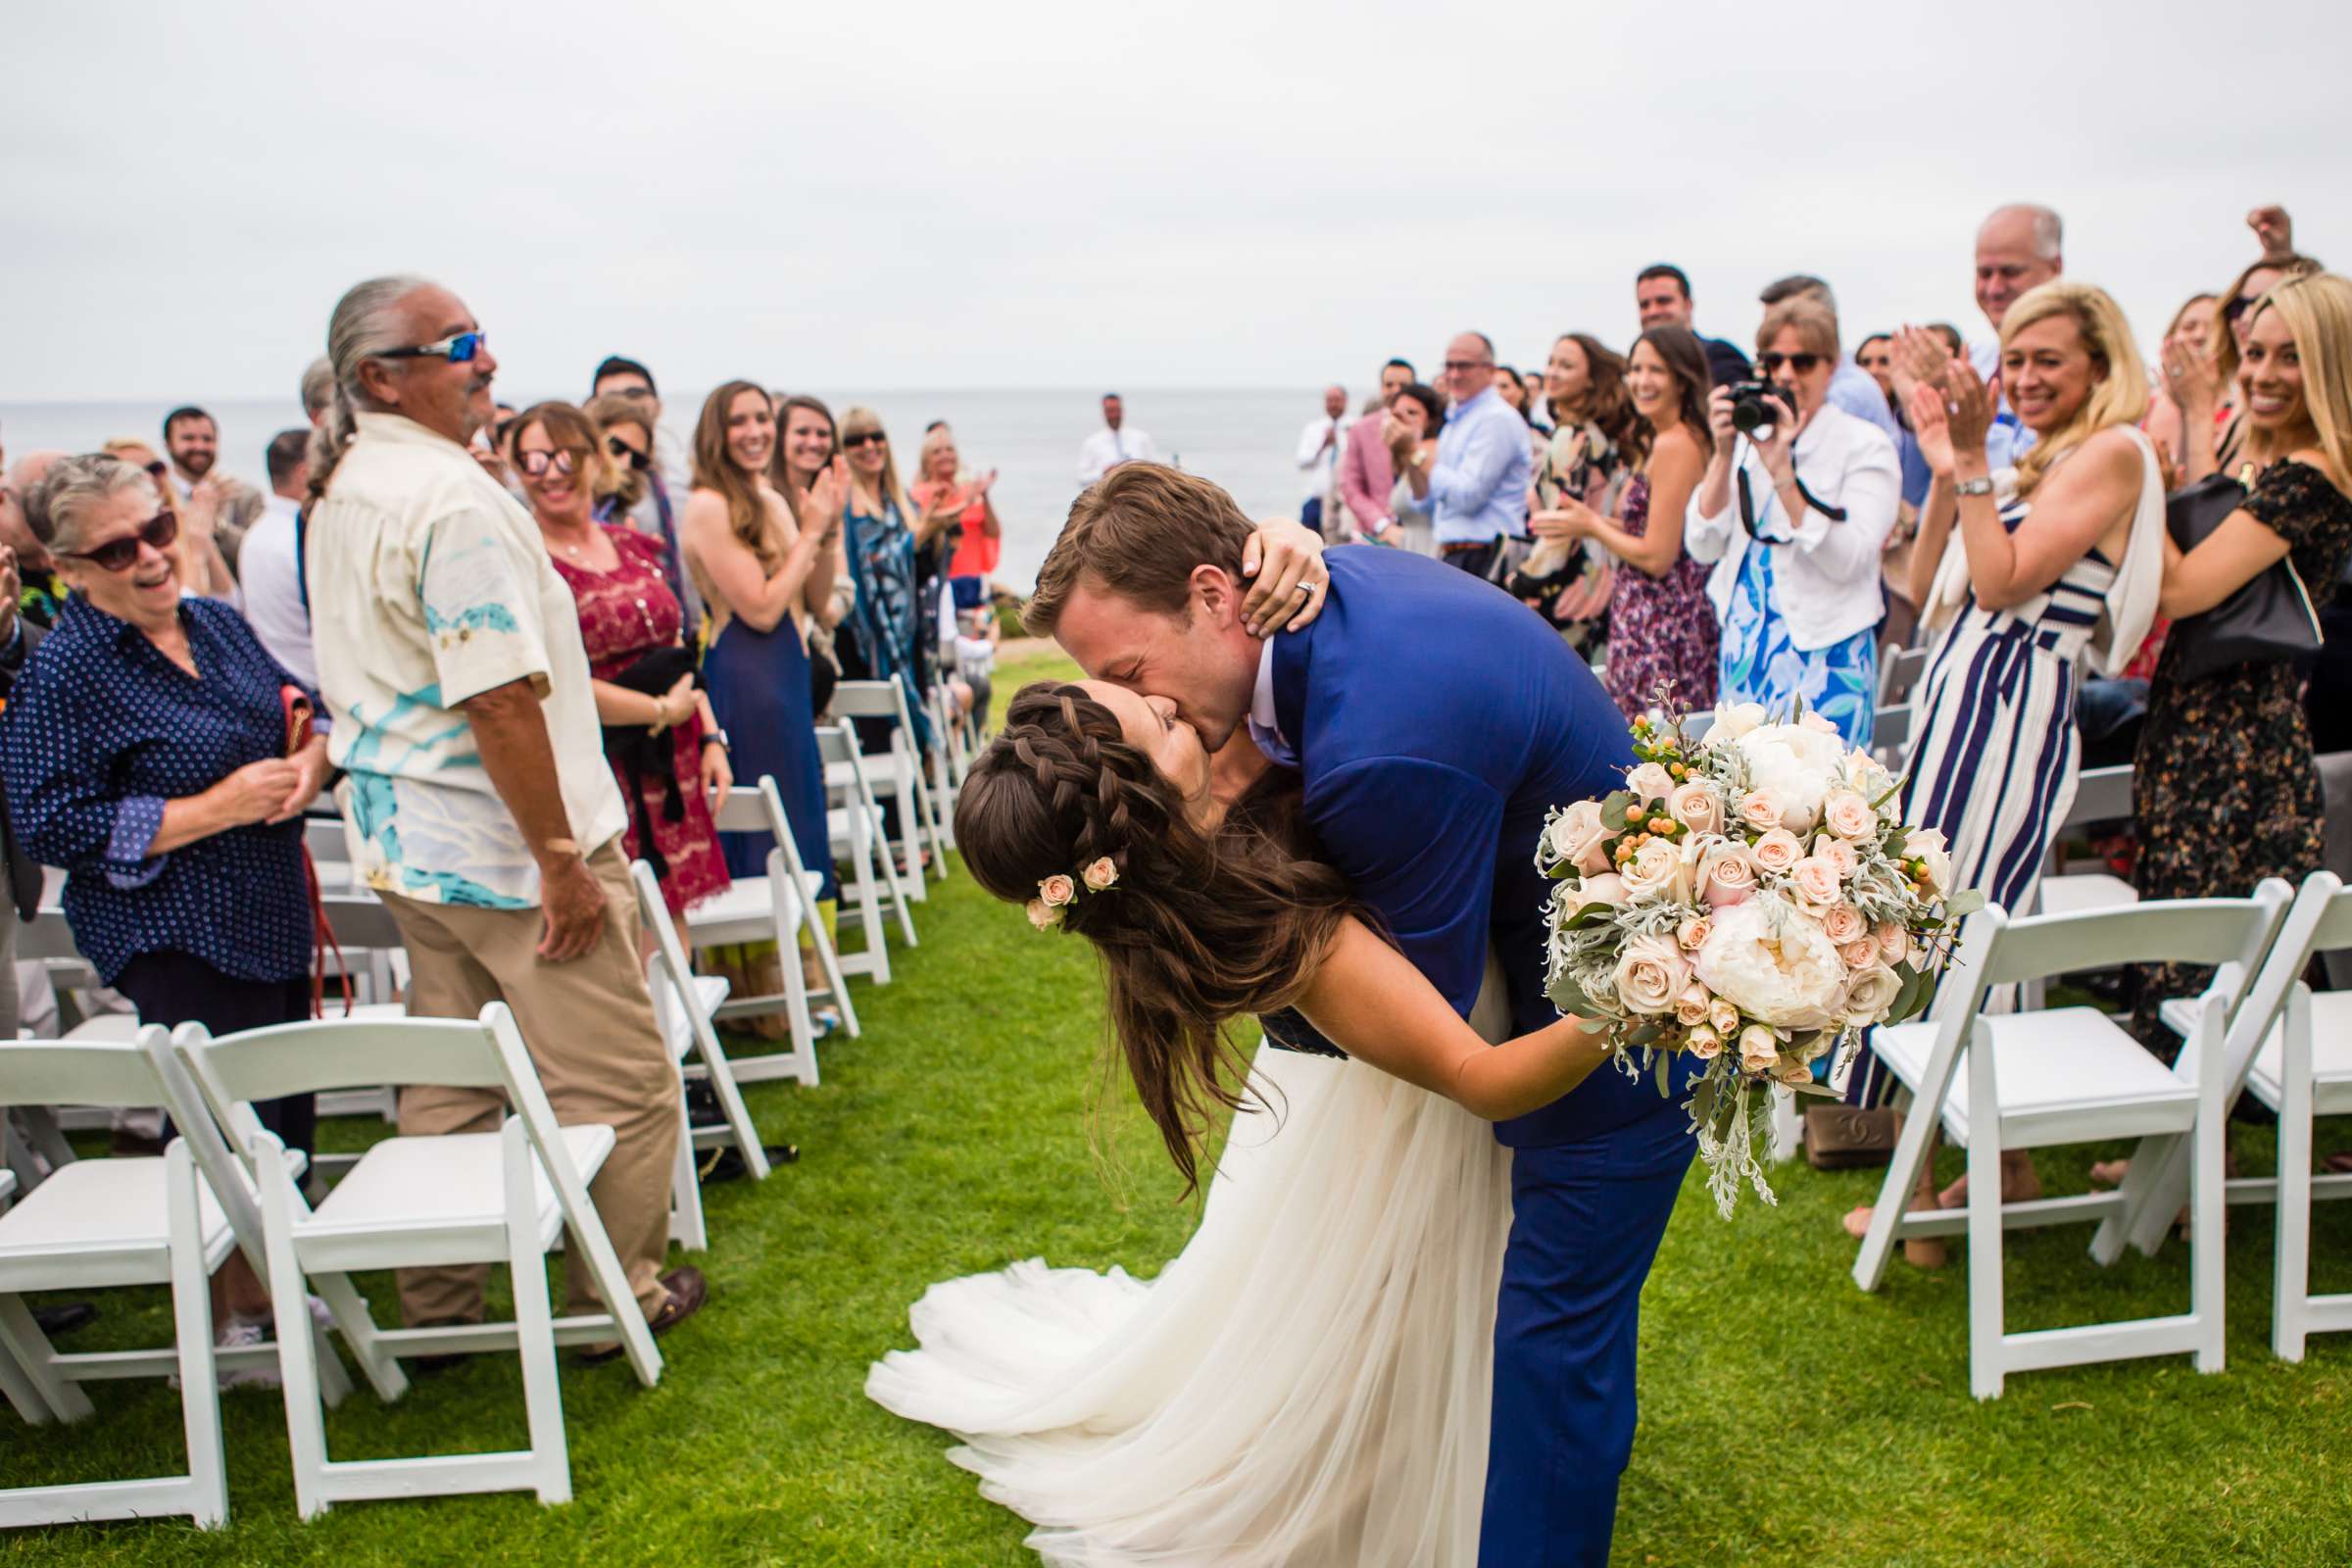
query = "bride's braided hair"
xmin=957 ymin=682 xmax=1358 ymax=1195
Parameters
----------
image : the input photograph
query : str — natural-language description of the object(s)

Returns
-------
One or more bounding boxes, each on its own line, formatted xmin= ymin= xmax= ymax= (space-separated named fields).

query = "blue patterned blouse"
xmin=0 ymin=595 xmax=315 ymax=985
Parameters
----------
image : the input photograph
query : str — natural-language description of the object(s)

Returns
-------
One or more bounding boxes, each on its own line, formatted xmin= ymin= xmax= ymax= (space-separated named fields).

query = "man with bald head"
xmin=305 ymin=275 xmax=705 ymax=1356
xmin=1391 ymin=330 xmax=1532 ymax=579
xmin=1971 ymin=203 xmax=2063 ymax=465
xmin=1294 ymin=382 xmax=1348 ymax=534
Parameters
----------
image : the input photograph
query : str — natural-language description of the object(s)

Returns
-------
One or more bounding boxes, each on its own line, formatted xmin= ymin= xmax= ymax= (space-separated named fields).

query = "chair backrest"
xmin=19 ymin=906 xmax=91 ymax=965
xmin=1873 ymin=703 xmax=1914 ymax=757
xmin=828 ymin=679 xmax=905 ymax=724
xmin=317 ymin=894 xmax=411 ymax=952
xmin=177 ymin=1013 xmax=508 ymax=1123
xmin=147 ymin=1025 xmax=274 ymax=1264
xmin=709 ymin=774 xmax=800 ymax=852
xmin=1880 ymin=644 xmax=1930 ymax=706
xmin=1976 ymin=884 xmax=2292 ymax=989
xmin=2058 ymin=765 xmax=2134 ymax=834
xmin=0 ymin=1036 xmax=172 ymax=1113
xmin=305 ymin=817 xmax=353 ymax=864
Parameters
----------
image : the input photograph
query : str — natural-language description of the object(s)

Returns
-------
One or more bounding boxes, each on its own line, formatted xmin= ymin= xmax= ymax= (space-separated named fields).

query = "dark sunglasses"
xmin=842 ymin=431 xmax=886 ymax=450
xmin=606 ymin=436 xmax=651 ymax=471
xmin=516 ymin=449 xmax=580 ymax=478
xmin=1759 ymin=353 xmax=1823 ymax=373
xmin=141 ymin=460 xmax=169 ymax=478
xmin=66 ymin=509 xmax=177 ymax=571
xmin=376 ymin=330 xmax=487 ymax=364
xmin=2222 ymin=295 xmax=2258 ymax=323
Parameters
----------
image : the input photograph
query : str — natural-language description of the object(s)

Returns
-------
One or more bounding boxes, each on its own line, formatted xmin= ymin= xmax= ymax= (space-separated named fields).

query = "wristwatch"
xmin=701 ymin=729 xmax=731 ymax=751
xmin=1954 ymin=475 xmax=1995 ymax=498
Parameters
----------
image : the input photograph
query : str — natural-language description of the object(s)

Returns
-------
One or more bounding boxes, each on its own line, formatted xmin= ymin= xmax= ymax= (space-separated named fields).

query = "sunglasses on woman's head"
xmin=515 ymin=449 xmax=578 ymax=478
xmin=66 ymin=509 xmax=177 ymax=570
xmin=1759 ymin=353 xmax=1822 ymax=373
xmin=842 ymin=431 xmax=885 ymax=450
xmin=606 ymin=436 xmax=651 ymax=471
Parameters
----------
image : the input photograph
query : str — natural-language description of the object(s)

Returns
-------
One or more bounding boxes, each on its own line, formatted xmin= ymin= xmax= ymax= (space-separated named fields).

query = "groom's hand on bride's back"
xmin=1241 ymin=517 xmax=1332 ymax=638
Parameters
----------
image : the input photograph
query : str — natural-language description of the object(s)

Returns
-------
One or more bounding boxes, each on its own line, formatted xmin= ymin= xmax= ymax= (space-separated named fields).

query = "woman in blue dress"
xmin=1685 ymin=297 xmax=1901 ymax=743
xmin=679 ymin=379 xmax=844 ymax=903
xmin=837 ymin=406 xmax=956 ymax=756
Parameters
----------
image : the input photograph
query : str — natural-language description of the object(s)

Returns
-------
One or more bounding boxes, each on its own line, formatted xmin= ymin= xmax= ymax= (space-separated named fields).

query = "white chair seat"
xmin=2035 ymin=873 xmax=2138 ymax=917
xmin=1874 ymin=1006 xmax=2198 ymax=1148
xmin=0 ymin=1156 xmax=235 ymax=1288
xmin=60 ymin=1013 xmax=139 ymax=1043
xmin=295 ymin=1123 xmax=615 ymax=1272
xmin=2242 ymin=990 xmax=2352 ymax=1115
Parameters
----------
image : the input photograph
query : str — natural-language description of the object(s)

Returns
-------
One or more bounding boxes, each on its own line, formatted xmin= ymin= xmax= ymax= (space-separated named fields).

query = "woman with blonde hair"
xmin=1841 ymin=280 xmax=2171 ymax=1255
xmin=909 ymin=422 xmax=1003 ymax=586
xmin=837 ymin=407 xmax=951 ymax=762
xmin=2130 ymin=272 xmax=2352 ymax=1048
xmin=2167 ymin=252 xmax=2326 ymax=482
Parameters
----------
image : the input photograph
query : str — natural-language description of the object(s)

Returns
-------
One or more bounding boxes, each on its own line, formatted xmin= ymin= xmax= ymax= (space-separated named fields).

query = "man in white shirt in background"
xmin=236 ymin=428 xmax=317 ymax=688
xmin=1078 ymin=392 xmax=1157 ymax=485
xmin=1293 ymin=383 xmax=1348 ymax=534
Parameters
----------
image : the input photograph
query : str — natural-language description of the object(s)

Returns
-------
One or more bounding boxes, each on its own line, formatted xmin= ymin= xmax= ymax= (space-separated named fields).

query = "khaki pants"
xmin=378 ymin=841 xmax=679 ymax=1324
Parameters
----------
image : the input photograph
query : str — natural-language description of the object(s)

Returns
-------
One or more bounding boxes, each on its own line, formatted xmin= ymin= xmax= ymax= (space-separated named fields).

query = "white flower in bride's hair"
xmin=1082 ymin=858 xmax=1119 ymax=892
xmin=1695 ymin=902 xmax=1848 ymax=1030
xmin=1038 ymin=874 xmax=1076 ymax=908
xmin=1025 ymin=898 xmax=1062 ymax=931
xmin=1611 ymin=934 xmax=1690 ymax=1016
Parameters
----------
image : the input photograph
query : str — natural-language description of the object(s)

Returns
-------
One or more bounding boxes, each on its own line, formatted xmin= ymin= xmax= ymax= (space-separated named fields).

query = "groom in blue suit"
xmin=1031 ymin=464 xmax=1695 ymax=1566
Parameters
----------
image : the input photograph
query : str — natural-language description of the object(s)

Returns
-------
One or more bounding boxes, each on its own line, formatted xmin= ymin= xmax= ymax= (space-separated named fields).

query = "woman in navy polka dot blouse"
xmin=2 ymin=455 xmax=331 ymax=1158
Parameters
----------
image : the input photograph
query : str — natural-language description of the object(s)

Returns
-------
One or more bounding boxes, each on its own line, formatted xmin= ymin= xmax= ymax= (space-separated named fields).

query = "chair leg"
xmin=2276 ymin=987 xmax=2316 ymax=1362
xmin=801 ymin=882 xmax=859 ymax=1038
xmin=776 ymin=912 xmax=820 ymax=1089
xmin=847 ymin=806 xmax=892 ymax=982
xmin=692 ymin=1019 xmax=770 ymax=1183
xmin=2094 ymin=1130 xmax=2180 ymax=1264
xmin=167 ymin=1143 xmax=228 ymax=1528
xmin=1852 ymin=1091 xmax=1939 ymax=1293
xmin=0 ymin=1328 xmax=50 ymax=1423
xmin=313 ymin=1270 xmax=407 ymax=1403
xmin=667 ymin=1095 xmax=708 ymax=1252
xmin=504 ymin=1121 xmax=572 ymax=1505
xmin=257 ymin=1139 xmax=333 ymax=1519
xmin=1966 ymin=1125 xmax=2006 ymax=1399
xmin=0 ymin=1294 xmax=91 ymax=1421
xmin=2189 ymin=1009 xmax=2229 ymax=1375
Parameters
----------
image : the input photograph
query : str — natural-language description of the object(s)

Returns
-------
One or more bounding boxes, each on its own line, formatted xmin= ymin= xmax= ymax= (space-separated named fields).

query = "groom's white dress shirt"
xmin=1247 ymin=645 xmax=1296 ymax=767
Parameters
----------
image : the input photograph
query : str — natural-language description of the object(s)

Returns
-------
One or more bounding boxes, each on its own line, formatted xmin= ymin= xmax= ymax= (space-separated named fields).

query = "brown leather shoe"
xmin=576 ymin=1266 xmax=708 ymax=1364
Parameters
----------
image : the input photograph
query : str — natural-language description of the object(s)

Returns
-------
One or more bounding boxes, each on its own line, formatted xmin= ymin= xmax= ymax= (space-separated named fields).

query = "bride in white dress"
xmin=868 ymin=688 xmax=1585 ymax=1566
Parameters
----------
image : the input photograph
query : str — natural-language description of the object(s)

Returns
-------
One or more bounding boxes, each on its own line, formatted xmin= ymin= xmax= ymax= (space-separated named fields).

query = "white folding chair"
xmin=173 ymin=1004 xmax=662 ymax=1516
xmin=1849 ymin=885 xmax=2291 ymax=1398
xmin=0 ymin=1039 xmax=231 ymax=1529
xmin=820 ymin=722 xmax=918 ymax=970
xmin=1879 ymin=644 xmax=1930 ymax=708
xmin=2117 ymin=872 xmax=2352 ymax=1359
xmin=633 ymin=861 xmax=771 ymax=1234
xmin=0 ymin=1170 xmax=49 ymax=1427
xmin=2033 ymin=764 xmax=2137 ymax=919
xmin=690 ymin=776 xmax=855 ymax=1086
xmin=1869 ymin=701 xmax=1914 ymax=768
xmin=831 ymin=679 xmax=950 ymax=894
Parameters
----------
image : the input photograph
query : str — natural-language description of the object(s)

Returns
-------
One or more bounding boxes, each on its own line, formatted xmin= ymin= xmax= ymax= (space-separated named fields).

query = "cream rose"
xmin=1677 ymin=915 xmax=1712 ymax=952
xmin=1708 ymin=996 xmax=1740 ymax=1036
xmin=1673 ymin=982 xmax=1712 ymax=1027
xmin=1823 ymin=789 xmax=1878 ymax=841
xmin=1739 ymin=1023 xmax=1782 ymax=1074
xmin=1669 ymin=780 xmax=1725 ymax=837
xmin=1875 ymin=922 xmax=1911 ymax=966
xmin=1572 ymin=871 xmax=1629 ymax=910
xmin=1750 ymin=827 xmax=1804 ymax=875
xmin=1790 ymin=855 xmax=1843 ymax=906
xmin=1813 ymin=835 xmax=1859 ymax=879
xmin=1840 ymin=938 xmax=1881 ymax=970
xmin=1903 ymin=828 xmax=1954 ymax=898
xmin=1082 ymin=857 xmax=1119 ymax=891
xmin=1622 ymin=839 xmax=1692 ymax=903
xmin=1840 ymin=963 xmax=1905 ymax=1025
xmin=1025 ymin=898 xmax=1061 ymax=931
xmin=1709 ymin=701 xmax=1768 ymax=740
xmin=1626 ymin=761 xmax=1676 ymax=804
xmin=1611 ymin=934 xmax=1690 ymax=1016
xmin=1694 ymin=902 xmax=1849 ymax=1029
xmin=1547 ymin=800 xmax=1612 ymax=875
xmin=1736 ymin=789 xmax=1786 ymax=832
xmin=1687 ymin=1024 xmax=1724 ymax=1059
xmin=1038 ymin=874 xmax=1076 ymax=907
xmin=1700 ymin=845 xmax=1758 ymax=908
xmin=1822 ymin=903 xmax=1867 ymax=945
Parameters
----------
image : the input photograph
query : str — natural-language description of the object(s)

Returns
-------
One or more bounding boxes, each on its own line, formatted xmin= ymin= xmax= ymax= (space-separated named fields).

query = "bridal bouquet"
xmin=1537 ymin=699 xmax=1982 ymax=1217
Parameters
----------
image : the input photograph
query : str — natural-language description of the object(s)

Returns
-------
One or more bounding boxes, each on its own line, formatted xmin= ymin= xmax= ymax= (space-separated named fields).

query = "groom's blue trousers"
xmin=1478 ymin=1108 xmax=1692 ymax=1567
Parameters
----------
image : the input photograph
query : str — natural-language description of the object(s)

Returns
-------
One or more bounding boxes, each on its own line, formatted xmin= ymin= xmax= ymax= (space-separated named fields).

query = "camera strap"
xmin=1737 ymin=460 xmax=1846 ymax=542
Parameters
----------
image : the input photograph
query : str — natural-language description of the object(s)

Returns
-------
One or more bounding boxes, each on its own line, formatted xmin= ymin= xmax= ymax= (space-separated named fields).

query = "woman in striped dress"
xmin=1839 ymin=283 xmax=2166 ymax=1262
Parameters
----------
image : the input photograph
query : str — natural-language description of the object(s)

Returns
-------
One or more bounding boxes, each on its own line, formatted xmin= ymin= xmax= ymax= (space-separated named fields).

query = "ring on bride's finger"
xmin=1297 ymin=580 xmax=1316 ymax=595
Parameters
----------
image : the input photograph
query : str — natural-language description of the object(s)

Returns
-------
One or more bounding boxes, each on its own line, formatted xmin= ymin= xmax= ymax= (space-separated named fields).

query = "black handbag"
xmin=602 ymin=646 xmax=703 ymax=882
xmin=2164 ymin=470 xmax=2324 ymax=682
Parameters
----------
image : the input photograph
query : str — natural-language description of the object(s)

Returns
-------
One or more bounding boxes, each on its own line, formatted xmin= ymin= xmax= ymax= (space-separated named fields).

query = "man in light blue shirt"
xmin=1392 ymin=330 xmax=1531 ymax=579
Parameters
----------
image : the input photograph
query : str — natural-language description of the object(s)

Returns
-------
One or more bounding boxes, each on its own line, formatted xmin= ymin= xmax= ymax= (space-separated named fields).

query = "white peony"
xmin=1731 ymin=723 xmax=1847 ymax=834
xmin=1693 ymin=900 xmax=1849 ymax=1030
xmin=1903 ymin=828 xmax=1954 ymax=898
xmin=1709 ymin=701 xmax=1769 ymax=740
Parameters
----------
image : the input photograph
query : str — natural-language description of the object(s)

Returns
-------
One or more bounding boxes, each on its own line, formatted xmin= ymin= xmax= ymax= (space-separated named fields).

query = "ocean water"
xmin=0 ymin=388 xmax=1328 ymax=592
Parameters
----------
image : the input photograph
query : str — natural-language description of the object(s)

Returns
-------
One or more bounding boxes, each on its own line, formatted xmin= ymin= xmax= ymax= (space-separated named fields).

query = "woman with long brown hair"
xmin=680 ymin=380 xmax=844 ymax=900
xmin=1509 ymin=332 xmax=1638 ymax=648
xmin=867 ymin=679 xmax=1613 ymax=1565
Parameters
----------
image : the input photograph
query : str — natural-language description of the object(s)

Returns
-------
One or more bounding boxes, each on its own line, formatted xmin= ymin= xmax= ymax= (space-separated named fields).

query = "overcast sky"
xmin=6 ymin=0 xmax=2348 ymax=403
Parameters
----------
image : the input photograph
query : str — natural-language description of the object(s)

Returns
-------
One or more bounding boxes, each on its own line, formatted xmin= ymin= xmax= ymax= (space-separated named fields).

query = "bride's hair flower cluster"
xmin=1026 ymin=857 xmax=1120 ymax=930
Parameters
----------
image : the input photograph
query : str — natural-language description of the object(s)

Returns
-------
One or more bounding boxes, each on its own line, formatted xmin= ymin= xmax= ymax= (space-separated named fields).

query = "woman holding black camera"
xmin=1685 ymin=298 xmax=1899 ymax=744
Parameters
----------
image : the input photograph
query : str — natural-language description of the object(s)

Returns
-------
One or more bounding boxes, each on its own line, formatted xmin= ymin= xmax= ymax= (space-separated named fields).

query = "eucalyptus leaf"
xmin=1625 ymin=1021 xmax=1664 ymax=1051
xmin=1944 ymin=889 xmax=1987 ymax=916
xmin=1653 ymin=1048 xmax=1672 ymax=1097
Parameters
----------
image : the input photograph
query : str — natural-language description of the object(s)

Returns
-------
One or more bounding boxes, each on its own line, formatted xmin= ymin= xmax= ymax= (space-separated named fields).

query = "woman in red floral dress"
xmin=512 ymin=402 xmax=730 ymax=926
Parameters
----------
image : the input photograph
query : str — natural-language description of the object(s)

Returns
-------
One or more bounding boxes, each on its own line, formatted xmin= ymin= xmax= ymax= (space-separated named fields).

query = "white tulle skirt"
xmin=866 ymin=1043 xmax=1514 ymax=1566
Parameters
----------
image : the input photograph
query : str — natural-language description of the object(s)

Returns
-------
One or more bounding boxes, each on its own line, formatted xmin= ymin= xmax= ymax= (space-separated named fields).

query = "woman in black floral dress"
xmin=2131 ymin=273 xmax=2352 ymax=1054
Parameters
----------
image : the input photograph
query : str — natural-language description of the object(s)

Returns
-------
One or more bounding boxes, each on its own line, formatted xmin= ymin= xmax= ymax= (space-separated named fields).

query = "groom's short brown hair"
xmin=1024 ymin=463 xmax=1254 ymax=636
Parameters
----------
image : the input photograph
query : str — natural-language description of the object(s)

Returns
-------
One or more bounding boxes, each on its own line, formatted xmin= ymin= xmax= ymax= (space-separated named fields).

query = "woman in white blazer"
xmin=1686 ymin=298 xmax=1900 ymax=743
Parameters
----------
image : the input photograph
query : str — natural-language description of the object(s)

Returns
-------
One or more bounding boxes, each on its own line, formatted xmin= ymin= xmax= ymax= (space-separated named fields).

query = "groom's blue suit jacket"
xmin=1268 ymin=545 xmax=1697 ymax=1148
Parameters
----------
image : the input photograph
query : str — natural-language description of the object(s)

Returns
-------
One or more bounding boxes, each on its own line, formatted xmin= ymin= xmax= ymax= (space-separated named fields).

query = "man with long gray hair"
xmin=304 ymin=275 xmax=705 ymax=1353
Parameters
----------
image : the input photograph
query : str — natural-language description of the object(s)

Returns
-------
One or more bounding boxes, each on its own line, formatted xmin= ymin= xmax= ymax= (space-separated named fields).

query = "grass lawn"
xmin=10 ymin=645 xmax=2352 ymax=1565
